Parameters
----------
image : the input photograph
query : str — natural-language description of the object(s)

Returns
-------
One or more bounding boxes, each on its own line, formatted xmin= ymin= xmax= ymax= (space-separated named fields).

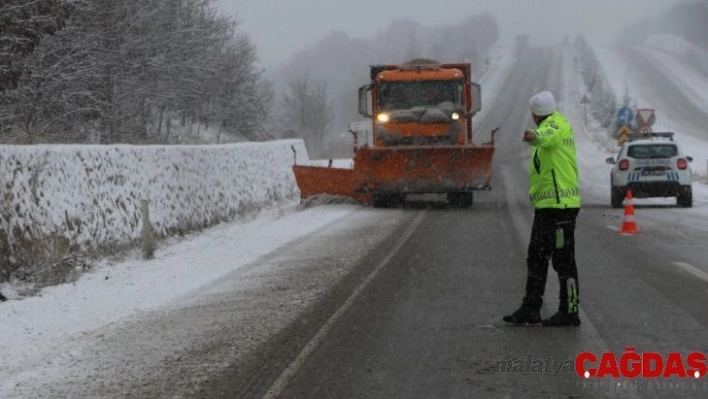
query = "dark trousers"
xmin=523 ymin=208 xmax=580 ymax=313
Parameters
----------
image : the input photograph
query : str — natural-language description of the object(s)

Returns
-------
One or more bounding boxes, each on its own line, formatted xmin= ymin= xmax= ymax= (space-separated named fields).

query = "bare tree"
xmin=280 ymin=74 xmax=333 ymax=155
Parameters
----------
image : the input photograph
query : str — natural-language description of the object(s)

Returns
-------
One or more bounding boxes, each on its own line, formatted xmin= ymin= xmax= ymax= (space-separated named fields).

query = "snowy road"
xmin=1 ymin=205 xmax=419 ymax=397
xmin=262 ymin=47 xmax=708 ymax=398
xmin=3 ymin=44 xmax=708 ymax=398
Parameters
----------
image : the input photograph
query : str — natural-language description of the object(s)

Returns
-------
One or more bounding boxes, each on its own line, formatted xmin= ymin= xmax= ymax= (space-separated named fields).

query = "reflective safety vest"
xmin=528 ymin=112 xmax=581 ymax=209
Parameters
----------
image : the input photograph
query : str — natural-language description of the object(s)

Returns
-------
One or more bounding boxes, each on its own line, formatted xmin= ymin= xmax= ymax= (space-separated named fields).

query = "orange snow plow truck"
xmin=292 ymin=60 xmax=496 ymax=207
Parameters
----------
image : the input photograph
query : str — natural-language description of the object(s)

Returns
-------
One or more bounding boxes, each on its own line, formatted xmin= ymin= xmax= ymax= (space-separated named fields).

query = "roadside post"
xmin=580 ymin=94 xmax=590 ymax=126
xmin=141 ymin=199 xmax=155 ymax=259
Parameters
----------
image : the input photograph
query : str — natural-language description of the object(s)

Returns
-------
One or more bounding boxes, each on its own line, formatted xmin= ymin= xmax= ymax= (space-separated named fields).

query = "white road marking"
xmin=606 ymin=225 xmax=642 ymax=235
xmin=673 ymin=262 xmax=708 ymax=283
xmin=263 ymin=211 xmax=426 ymax=399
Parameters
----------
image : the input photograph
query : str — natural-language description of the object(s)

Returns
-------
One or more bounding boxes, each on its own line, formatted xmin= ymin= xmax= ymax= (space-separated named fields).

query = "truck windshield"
xmin=378 ymin=81 xmax=462 ymax=111
xmin=627 ymin=144 xmax=678 ymax=159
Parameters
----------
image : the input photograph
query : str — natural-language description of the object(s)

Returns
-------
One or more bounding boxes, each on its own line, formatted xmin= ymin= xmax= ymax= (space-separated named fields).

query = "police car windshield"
xmin=627 ymin=144 xmax=678 ymax=159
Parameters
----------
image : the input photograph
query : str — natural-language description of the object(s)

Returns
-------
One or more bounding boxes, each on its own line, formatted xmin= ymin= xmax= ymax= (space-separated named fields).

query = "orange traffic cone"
xmin=619 ymin=189 xmax=640 ymax=234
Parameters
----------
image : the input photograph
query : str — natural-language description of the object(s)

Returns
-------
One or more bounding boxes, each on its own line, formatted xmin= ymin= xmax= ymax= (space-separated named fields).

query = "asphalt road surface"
xmin=187 ymin=48 xmax=708 ymax=398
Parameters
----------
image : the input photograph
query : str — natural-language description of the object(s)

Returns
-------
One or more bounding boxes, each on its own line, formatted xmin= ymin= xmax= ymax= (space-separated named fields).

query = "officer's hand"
xmin=522 ymin=130 xmax=536 ymax=143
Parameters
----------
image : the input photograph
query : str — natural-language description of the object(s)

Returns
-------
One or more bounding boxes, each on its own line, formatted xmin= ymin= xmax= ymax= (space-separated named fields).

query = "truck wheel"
xmin=448 ymin=192 xmax=473 ymax=208
xmin=372 ymin=194 xmax=388 ymax=208
xmin=372 ymin=194 xmax=405 ymax=208
xmin=677 ymin=186 xmax=692 ymax=208
xmin=610 ymin=187 xmax=624 ymax=208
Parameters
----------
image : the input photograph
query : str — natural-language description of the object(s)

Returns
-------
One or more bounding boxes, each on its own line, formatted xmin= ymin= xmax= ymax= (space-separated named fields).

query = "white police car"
xmin=606 ymin=133 xmax=693 ymax=208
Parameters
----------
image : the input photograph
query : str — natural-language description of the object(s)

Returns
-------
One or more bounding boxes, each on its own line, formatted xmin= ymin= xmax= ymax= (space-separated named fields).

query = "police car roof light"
xmin=627 ymin=132 xmax=674 ymax=142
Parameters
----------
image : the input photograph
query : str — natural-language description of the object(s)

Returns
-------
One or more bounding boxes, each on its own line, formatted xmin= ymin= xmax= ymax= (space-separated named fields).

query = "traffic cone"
xmin=619 ymin=189 xmax=640 ymax=234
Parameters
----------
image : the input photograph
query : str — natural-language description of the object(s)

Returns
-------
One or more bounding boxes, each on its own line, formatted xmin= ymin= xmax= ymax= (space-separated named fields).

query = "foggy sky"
xmin=217 ymin=0 xmax=684 ymax=67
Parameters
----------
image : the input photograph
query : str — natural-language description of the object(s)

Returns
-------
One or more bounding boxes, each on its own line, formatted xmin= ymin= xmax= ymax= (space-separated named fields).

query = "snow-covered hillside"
xmin=594 ymin=46 xmax=708 ymax=179
xmin=645 ymin=34 xmax=708 ymax=79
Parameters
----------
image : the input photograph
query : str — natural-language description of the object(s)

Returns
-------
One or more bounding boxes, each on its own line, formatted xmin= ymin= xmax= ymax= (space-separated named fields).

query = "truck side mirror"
xmin=470 ymin=83 xmax=482 ymax=116
xmin=358 ymin=84 xmax=372 ymax=117
xmin=686 ymin=156 xmax=693 ymax=162
xmin=605 ymin=157 xmax=616 ymax=164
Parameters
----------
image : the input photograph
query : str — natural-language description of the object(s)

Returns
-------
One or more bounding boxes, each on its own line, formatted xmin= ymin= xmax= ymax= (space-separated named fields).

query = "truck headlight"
xmin=451 ymin=112 xmax=460 ymax=121
xmin=376 ymin=113 xmax=390 ymax=123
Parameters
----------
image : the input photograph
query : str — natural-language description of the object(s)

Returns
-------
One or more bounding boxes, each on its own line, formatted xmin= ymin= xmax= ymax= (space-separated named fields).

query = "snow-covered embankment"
xmin=0 ymin=140 xmax=308 ymax=284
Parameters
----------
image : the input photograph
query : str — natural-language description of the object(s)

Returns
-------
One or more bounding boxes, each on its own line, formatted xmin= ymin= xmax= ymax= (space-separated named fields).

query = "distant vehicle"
xmin=606 ymin=133 xmax=693 ymax=208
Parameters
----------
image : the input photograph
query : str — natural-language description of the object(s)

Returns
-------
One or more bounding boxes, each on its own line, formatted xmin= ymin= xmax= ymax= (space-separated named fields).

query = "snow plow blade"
xmin=292 ymin=165 xmax=367 ymax=201
xmin=352 ymin=145 xmax=494 ymax=194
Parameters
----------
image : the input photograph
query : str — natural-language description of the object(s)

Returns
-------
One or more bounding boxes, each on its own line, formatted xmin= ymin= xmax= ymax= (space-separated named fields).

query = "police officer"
xmin=503 ymin=91 xmax=582 ymax=327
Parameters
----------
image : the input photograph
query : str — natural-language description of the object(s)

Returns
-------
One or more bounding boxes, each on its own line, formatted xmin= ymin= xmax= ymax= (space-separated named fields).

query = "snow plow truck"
xmin=292 ymin=59 xmax=496 ymax=207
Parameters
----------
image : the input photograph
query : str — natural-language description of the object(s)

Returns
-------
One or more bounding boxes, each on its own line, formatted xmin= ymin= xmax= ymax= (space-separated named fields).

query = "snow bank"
xmin=0 ymin=140 xmax=308 ymax=282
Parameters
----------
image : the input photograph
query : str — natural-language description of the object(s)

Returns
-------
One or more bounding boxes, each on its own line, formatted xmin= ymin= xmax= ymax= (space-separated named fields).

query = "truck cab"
xmin=358 ymin=62 xmax=481 ymax=148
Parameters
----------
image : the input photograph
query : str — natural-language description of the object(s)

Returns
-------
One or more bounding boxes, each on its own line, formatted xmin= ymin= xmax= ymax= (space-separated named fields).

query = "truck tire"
xmin=448 ymin=192 xmax=473 ymax=208
xmin=372 ymin=194 xmax=405 ymax=208
xmin=610 ymin=186 xmax=624 ymax=209
xmin=677 ymin=186 xmax=692 ymax=208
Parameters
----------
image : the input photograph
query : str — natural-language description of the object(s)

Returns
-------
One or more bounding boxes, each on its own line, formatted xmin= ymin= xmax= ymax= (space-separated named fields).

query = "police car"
xmin=606 ymin=133 xmax=693 ymax=208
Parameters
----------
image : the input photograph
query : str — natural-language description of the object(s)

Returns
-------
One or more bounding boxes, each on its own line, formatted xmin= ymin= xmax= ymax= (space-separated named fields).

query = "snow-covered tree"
xmin=279 ymin=74 xmax=333 ymax=154
xmin=0 ymin=0 xmax=272 ymax=144
xmin=590 ymin=81 xmax=616 ymax=128
xmin=0 ymin=0 xmax=72 ymax=91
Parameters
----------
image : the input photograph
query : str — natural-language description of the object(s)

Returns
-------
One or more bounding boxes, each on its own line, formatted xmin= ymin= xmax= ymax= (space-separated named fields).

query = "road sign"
xmin=616 ymin=125 xmax=632 ymax=146
xmin=580 ymin=95 xmax=590 ymax=125
xmin=617 ymin=107 xmax=634 ymax=126
xmin=636 ymin=108 xmax=656 ymax=128
xmin=617 ymin=125 xmax=632 ymax=136
xmin=617 ymin=136 xmax=630 ymax=146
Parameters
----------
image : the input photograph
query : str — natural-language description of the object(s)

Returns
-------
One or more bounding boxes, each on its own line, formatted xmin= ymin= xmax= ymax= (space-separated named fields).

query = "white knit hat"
xmin=529 ymin=91 xmax=557 ymax=116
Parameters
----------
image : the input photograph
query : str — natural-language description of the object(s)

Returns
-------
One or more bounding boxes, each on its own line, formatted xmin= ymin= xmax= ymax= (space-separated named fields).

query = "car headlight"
xmin=376 ymin=113 xmax=390 ymax=123
xmin=451 ymin=112 xmax=460 ymax=121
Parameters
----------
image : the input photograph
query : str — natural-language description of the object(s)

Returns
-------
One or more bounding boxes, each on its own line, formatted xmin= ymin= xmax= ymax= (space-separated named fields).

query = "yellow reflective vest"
xmin=528 ymin=112 xmax=581 ymax=209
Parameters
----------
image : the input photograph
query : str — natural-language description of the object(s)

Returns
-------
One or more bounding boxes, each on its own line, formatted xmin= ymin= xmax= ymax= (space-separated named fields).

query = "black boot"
xmin=503 ymin=307 xmax=541 ymax=324
xmin=543 ymin=277 xmax=580 ymax=326
xmin=542 ymin=311 xmax=580 ymax=327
